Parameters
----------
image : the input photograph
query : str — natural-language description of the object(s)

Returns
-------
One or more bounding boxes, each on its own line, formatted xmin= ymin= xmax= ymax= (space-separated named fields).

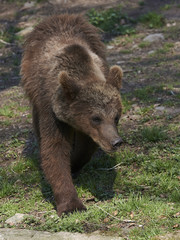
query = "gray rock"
xmin=107 ymin=45 xmax=114 ymax=50
xmin=21 ymin=1 xmax=35 ymax=10
xmin=148 ymin=50 xmax=155 ymax=55
xmin=16 ymin=27 xmax=33 ymax=37
xmin=0 ymin=233 xmax=5 ymax=240
xmin=155 ymin=106 xmax=165 ymax=111
xmin=143 ymin=33 xmax=164 ymax=43
xmin=48 ymin=0 xmax=69 ymax=3
xmin=0 ymin=229 xmax=122 ymax=240
xmin=155 ymin=230 xmax=180 ymax=239
xmin=5 ymin=213 xmax=27 ymax=226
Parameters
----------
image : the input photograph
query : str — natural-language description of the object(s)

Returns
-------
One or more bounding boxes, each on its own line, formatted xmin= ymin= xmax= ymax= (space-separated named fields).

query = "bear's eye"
xmin=114 ymin=115 xmax=119 ymax=125
xmin=91 ymin=116 xmax=102 ymax=124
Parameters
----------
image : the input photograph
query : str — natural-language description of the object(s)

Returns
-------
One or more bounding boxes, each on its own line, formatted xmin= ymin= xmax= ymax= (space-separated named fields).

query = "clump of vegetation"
xmin=138 ymin=41 xmax=152 ymax=48
xmin=87 ymin=7 xmax=135 ymax=35
xmin=0 ymin=26 xmax=22 ymax=44
xmin=139 ymin=12 xmax=165 ymax=28
xmin=134 ymin=86 xmax=164 ymax=102
xmin=140 ymin=126 xmax=167 ymax=142
xmin=138 ymin=1 xmax=145 ymax=7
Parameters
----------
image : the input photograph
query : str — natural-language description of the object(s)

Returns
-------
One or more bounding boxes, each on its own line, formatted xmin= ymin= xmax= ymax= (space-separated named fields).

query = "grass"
xmin=138 ymin=41 xmax=151 ymax=48
xmin=0 ymin=140 xmax=179 ymax=238
xmin=155 ymin=43 xmax=174 ymax=55
xmin=139 ymin=126 xmax=167 ymax=142
xmin=87 ymin=7 xmax=136 ymax=35
xmin=139 ymin=12 xmax=165 ymax=28
xmin=0 ymin=26 xmax=22 ymax=44
xmin=134 ymin=86 xmax=164 ymax=102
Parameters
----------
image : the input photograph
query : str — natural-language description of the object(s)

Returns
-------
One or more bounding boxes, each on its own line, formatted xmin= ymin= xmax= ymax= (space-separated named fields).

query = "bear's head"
xmin=52 ymin=65 xmax=123 ymax=153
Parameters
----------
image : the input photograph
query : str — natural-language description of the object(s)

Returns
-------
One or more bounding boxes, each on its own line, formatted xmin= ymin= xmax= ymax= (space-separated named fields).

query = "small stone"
xmin=148 ymin=50 xmax=155 ymax=55
xmin=16 ymin=27 xmax=33 ymax=37
xmin=174 ymin=42 xmax=180 ymax=50
xmin=107 ymin=45 xmax=114 ymax=50
xmin=116 ymin=61 xmax=125 ymax=65
xmin=155 ymin=106 xmax=165 ymax=111
xmin=143 ymin=33 xmax=164 ymax=43
xmin=21 ymin=1 xmax=35 ymax=10
xmin=132 ymin=44 xmax=138 ymax=49
xmin=5 ymin=213 xmax=27 ymax=226
xmin=0 ymin=233 xmax=5 ymax=240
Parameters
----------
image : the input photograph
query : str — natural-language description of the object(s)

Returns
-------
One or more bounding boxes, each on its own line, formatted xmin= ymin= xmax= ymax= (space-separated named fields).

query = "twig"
xmin=95 ymin=205 xmax=135 ymax=223
xmin=97 ymin=163 xmax=123 ymax=171
xmin=0 ymin=39 xmax=11 ymax=45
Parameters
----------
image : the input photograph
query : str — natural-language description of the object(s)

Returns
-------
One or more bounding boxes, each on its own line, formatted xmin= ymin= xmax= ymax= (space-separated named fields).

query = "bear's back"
xmin=21 ymin=14 xmax=106 ymax=104
xmin=24 ymin=14 xmax=105 ymax=60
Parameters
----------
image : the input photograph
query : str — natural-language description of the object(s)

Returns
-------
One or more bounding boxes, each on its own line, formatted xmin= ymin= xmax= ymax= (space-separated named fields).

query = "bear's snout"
xmin=112 ymin=137 xmax=123 ymax=149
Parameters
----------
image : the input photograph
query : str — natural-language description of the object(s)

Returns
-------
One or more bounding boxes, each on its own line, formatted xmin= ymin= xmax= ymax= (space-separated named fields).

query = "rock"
xmin=154 ymin=230 xmax=180 ymax=239
xmin=148 ymin=50 xmax=155 ymax=55
xmin=155 ymin=106 xmax=165 ymax=111
xmin=21 ymin=1 xmax=35 ymax=10
xmin=48 ymin=0 xmax=69 ymax=4
xmin=116 ymin=61 xmax=125 ymax=65
xmin=132 ymin=44 xmax=139 ymax=49
xmin=0 ymin=228 xmax=123 ymax=240
xmin=107 ymin=45 xmax=114 ymax=50
xmin=143 ymin=33 xmax=164 ymax=43
xmin=5 ymin=213 xmax=27 ymax=226
xmin=16 ymin=27 xmax=33 ymax=37
xmin=166 ymin=22 xmax=176 ymax=27
xmin=174 ymin=42 xmax=180 ymax=51
xmin=0 ymin=233 xmax=5 ymax=240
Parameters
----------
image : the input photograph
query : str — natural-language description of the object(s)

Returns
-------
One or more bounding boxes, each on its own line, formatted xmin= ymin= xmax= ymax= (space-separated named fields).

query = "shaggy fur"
xmin=21 ymin=14 xmax=123 ymax=216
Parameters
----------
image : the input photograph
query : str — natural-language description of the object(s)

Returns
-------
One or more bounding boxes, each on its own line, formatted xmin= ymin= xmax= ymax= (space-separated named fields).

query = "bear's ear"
xmin=107 ymin=65 xmax=123 ymax=90
xmin=59 ymin=71 xmax=80 ymax=100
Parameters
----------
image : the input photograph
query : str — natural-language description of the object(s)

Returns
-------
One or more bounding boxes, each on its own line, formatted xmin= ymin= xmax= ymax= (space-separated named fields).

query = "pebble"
xmin=107 ymin=45 xmax=114 ymax=50
xmin=148 ymin=50 xmax=155 ymax=55
xmin=155 ymin=106 xmax=165 ymax=111
xmin=21 ymin=1 xmax=35 ymax=10
xmin=5 ymin=213 xmax=27 ymax=226
xmin=143 ymin=33 xmax=164 ymax=43
xmin=166 ymin=22 xmax=176 ymax=27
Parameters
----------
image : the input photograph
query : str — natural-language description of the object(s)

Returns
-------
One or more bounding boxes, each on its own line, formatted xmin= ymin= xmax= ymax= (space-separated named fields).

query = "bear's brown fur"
xmin=21 ymin=14 xmax=123 ymax=216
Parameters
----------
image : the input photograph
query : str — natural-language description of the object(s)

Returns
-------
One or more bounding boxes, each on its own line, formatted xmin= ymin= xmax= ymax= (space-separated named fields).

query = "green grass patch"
xmin=87 ymin=7 xmax=136 ymax=35
xmin=155 ymin=42 xmax=174 ymax=55
xmin=0 ymin=103 xmax=29 ymax=118
xmin=122 ymin=95 xmax=132 ymax=114
xmin=138 ymin=1 xmax=145 ymax=7
xmin=139 ymin=12 xmax=165 ymax=28
xmin=0 ymin=26 xmax=22 ymax=44
xmin=1 ymin=143 xmax=179 ymax=238
xmin=138 ymin=41 xmax=151 ymax=48
xmin=140 ymin=126 xmax=167 ymax=142
xmin=0 ymin=105 xmax=16 ymax=118
xmin=161 ymin=4 xmax=172 ymax=11
xmin=134 ymin=86 xmax=164 ymax=102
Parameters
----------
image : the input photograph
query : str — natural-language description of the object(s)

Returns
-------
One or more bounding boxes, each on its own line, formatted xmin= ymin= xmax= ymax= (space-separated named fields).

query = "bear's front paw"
xmin=57 ymin=197 xmax=86 ymax=216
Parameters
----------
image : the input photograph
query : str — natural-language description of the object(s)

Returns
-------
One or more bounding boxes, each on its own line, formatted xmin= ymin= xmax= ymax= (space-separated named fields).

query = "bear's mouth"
xmin=97 ymin=141 xmax=120 ymax=154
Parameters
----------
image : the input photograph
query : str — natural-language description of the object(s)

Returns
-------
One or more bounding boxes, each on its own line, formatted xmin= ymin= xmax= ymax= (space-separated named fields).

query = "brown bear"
xmin=21 ymin=14 xmax=123 ymax=216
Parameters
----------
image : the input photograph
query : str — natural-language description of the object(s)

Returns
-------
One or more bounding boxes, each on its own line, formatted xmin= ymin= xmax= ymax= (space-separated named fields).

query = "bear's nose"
xmin=112 ymin=138 xmax=123 ymax=148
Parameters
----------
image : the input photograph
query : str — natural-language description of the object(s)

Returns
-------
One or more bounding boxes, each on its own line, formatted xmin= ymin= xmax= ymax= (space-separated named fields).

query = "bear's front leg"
xmin=39 ymin=115 xmax=86 ymax=216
